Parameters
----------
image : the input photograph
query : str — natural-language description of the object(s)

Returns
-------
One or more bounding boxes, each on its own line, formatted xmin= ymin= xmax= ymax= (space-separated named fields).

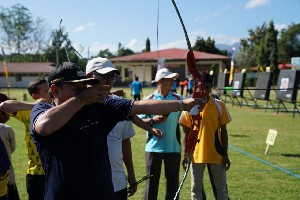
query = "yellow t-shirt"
xmin=14 ymin=110 xmax=45 ymax=175
xmin=179 ymin=95 xmax=231 ymax=164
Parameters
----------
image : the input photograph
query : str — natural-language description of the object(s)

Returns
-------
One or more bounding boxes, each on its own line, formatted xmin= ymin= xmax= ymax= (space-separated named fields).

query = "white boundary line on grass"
xmin=229 ymin=145 xmax=300 ymax=179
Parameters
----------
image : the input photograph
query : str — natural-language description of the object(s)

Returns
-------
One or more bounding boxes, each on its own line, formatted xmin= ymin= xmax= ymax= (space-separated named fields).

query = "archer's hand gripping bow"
xmin=172 ymin=0 xmax=206 ymax=199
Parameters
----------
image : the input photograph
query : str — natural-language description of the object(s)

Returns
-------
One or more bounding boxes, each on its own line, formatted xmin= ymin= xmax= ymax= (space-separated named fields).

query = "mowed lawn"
xmin=1 ymin=87 xmax=299 ymax=200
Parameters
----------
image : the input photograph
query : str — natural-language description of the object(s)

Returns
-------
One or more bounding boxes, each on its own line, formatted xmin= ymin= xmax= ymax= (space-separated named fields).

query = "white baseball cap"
xmin=86 ymin=57 xmax=120 ymax=75
xmin=153 ymin=68 xmax=179 ymax=82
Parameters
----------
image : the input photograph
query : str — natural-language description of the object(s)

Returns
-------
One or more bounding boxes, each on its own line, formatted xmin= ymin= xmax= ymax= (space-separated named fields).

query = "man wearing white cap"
xmin=30 ymin=62 xmax=201 ymax=200
xmin=86 ymin=57 xmax=163 ymax=200
xmin=139 ymin=68 xmax=182 ymax=200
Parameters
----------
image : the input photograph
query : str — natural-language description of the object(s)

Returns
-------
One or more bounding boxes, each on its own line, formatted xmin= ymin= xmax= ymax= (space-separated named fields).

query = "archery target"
xmin=276 ymin=70 xmax=300 ymax=101
xmin=231 ymin=73 xmax=246 ymax=97
xmin=254 ymin=72 xmax=273 ymax=100
xmin=217 ymin=73 xmax=229 ymax=95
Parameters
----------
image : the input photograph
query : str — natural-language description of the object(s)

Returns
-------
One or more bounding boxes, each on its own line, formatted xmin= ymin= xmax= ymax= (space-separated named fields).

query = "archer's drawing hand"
xmin=149 ymin=128 xmax=163 ymax=139
xmin=78 ymin=85 xmax=110 ymax=105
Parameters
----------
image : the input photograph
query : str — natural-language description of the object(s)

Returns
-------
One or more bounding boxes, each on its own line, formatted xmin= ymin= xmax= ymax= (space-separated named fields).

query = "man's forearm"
xmin=0 ymin=100 xmax=35 ymax=114
xmin=34 ymin=96 xmax=85 ymax=136
xmin=220 ymin=125 xmax=229 ymax=154
xmin=122 ymin=139 xmax=135 ymax=176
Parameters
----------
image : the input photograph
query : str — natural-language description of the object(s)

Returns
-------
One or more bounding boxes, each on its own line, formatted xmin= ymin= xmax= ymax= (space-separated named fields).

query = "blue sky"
xmin=1 ymin=0 xmax=299 ymax=57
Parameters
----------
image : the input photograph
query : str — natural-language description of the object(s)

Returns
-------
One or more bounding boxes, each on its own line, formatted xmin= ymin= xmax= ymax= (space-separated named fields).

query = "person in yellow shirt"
xmin=0 ymin=79 xmax=51 ymax=200
xmin=179 ymin=72 xmax=232 ymax=200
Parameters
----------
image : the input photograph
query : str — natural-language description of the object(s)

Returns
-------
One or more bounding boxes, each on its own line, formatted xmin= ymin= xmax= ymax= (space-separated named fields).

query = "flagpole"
xmin=1 ymin=46 xmax=10 ymax=98
xmin=229 ymin=47 xmax=235 ymax=86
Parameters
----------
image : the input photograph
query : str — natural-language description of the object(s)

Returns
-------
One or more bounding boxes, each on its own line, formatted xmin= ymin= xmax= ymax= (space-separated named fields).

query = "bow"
xmin=172 ymin=0 xmax=206 ymax=199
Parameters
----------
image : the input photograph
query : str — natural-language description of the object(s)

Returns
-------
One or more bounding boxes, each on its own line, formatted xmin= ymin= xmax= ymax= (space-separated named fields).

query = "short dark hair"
xmin=48 ymin=62 xmax=98 ymax=87
xmin=202 ymin=72 xmax=213 ymax=85
xmin=27 ymin=79 xmax=47 ymax=96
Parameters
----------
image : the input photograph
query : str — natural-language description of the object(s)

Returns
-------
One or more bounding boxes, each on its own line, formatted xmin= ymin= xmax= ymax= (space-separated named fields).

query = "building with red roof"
xmin=111 ymin=48 xmax=230 ymax=85
xmin=0 ymin=62 xmax=54 ymax=88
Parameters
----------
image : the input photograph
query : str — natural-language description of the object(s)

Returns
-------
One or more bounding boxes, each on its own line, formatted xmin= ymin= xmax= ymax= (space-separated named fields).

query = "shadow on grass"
xmin=281 ymin=153 xmax=300 ymax=158
xmin=230 ymin=134 xmax=249 ymax=137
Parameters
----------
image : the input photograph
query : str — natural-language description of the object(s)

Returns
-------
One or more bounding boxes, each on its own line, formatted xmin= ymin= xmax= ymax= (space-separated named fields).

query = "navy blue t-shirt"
xmin=30 ymin=97 xmax=133 ymax=200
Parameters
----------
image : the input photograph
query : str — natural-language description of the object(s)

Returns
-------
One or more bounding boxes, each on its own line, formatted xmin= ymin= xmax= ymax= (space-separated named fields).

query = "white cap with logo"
xmin=86 ymin=57 xmax=120 ymax=75
xmin=153 ymin=68 xmax=179 ymax=82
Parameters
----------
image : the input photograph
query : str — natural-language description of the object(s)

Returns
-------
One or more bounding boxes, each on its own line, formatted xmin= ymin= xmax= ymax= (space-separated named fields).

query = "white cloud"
xmin=275 ymin=23 xmax=288 ymax=32
xmin=74 ymin=22 xmax=95 ymax=33
xmin=72 ymin=41 xmax=117 ymax=58
xmin=245 ymin=0 xmax=270 ymax=9
xmin=159 ymin=40 xmax=188 ymax=50
xmin=127 ymin=38 xmax=144 ymax=52
xmin=213 ymin=33 xmax=240 ymax=45
xmin=74 ymin=25 xmax=84 ymax=32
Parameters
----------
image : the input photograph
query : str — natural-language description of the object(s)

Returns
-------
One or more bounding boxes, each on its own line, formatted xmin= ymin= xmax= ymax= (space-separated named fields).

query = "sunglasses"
xmin=92 ymin=72 xmax=118 ymax=82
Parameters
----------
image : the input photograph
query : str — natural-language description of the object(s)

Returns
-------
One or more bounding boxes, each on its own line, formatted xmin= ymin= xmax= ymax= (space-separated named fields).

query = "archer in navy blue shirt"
xmin=30 ymin=97 xmax=133 ymax=200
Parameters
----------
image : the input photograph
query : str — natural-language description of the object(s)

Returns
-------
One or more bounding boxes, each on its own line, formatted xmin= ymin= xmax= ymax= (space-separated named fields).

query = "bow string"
xmin=172 ymin=0 xmax=206 ymax=199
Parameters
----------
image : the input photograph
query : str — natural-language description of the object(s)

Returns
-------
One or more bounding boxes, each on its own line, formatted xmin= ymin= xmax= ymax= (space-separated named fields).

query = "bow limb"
xmin=172 ymin=1 xmax=205 ymax=199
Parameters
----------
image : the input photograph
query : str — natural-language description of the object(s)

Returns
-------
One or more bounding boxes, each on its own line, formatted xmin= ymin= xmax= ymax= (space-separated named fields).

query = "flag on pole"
xmin=1 ymin=46 xmax=10 ymax=87
xmin=229 ymin=47 xmax=235 ymax=85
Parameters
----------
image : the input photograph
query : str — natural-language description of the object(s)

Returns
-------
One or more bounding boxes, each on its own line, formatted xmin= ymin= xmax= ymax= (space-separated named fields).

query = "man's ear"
xmin=50 ymin=84 xmax=59 ymax=97
xmin=31 ymin=93 xmax=39 ymax=100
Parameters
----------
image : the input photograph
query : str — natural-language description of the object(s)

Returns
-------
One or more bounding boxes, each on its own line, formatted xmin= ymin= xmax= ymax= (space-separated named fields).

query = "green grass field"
xmin=1 ymin=87 xmax=300 ymax=200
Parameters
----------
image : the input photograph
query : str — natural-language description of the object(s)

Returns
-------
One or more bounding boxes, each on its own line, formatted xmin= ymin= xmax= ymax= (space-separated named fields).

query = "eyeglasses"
xmin=92 ymin=72 xmax=118 ymax=82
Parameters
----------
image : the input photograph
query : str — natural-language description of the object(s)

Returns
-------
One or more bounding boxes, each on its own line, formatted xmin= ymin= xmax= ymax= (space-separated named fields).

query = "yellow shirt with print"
xmin=179 ymin=95 xmax=231 ymax=164
xmin=14 ymin=110 xmax=44 ymax=175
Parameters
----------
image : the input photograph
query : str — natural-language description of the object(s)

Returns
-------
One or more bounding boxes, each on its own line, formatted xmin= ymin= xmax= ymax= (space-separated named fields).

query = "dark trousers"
xmin=133 ymin=95 xmax=141 ymax=101
xmin=26 ymin=174 xmax=45 ymax=200
xmin=144 ymin=152 xmax=181 ymax=200
xmin=115 ymin=188 xmax=127 ymax=200
xmin=8 ymin=184 xmax=19 ymax=200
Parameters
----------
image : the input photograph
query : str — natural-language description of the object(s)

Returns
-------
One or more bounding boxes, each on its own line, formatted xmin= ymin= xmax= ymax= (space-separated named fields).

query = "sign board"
xmin=265 ymin=129 xmax=277 ymax=155
xmin=266 ymin=129 xmax=277 ymax=145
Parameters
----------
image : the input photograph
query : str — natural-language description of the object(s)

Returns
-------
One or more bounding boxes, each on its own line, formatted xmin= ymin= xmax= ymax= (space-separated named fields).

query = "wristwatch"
xmin=178 ymin=100 xmax=184 ymax=111
xmin=150 ymin=118 xmax=155 ymax=126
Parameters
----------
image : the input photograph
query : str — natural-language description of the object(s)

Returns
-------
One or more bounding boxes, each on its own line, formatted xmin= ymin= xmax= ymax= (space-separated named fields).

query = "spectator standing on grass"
xmin=179 ymin=72 xmax=231 ymax=200
xmin=131 ymin=76 xmax=143 ymax=101
xmin=0 ymin=79 xmax=51 ymax=200
xmin=139 ymin=68 xmax=183 ymax=200
xmin=188 ymin=77 xmax=194 ymax=95
xmin=0 ymin=93 xmax=19 ymax=200
xmin=30 ymin=62 xmax=201 ymax=200
xmin=86 ymin=57 xmax=163 ymax=199
xmin=0 ymin=136 xmax=10 ymax=200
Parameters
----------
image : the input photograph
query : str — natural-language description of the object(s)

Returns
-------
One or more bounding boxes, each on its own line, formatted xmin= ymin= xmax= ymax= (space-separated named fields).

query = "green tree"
xmin=116 ymin=43 xmax=134 ymax=57
xmin=278 ymin=23 xmax=300 ymax=63
xmin=193 ymin=36 xmax=207 ymax=52
xmin=0 ymin=4 xmax=50 ymax=62
xmin=193 ymin=36 xmax=223 ymax=55
xmin=44 ymin=27 xmax=80 ymax=66
xmin=97 ymin=48 xmax=114 ymax=58
xmin=265 ymin=20 xmax=278 ymax=74
xmin=142 ymin=37 xmax=151 ymax=52
xmin=0 ymin=4 xmax=33 ymax=59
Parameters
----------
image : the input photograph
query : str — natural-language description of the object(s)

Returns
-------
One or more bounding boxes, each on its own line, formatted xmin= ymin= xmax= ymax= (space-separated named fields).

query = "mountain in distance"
xmin=216 ymin=42 xmax=242 ymax=52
